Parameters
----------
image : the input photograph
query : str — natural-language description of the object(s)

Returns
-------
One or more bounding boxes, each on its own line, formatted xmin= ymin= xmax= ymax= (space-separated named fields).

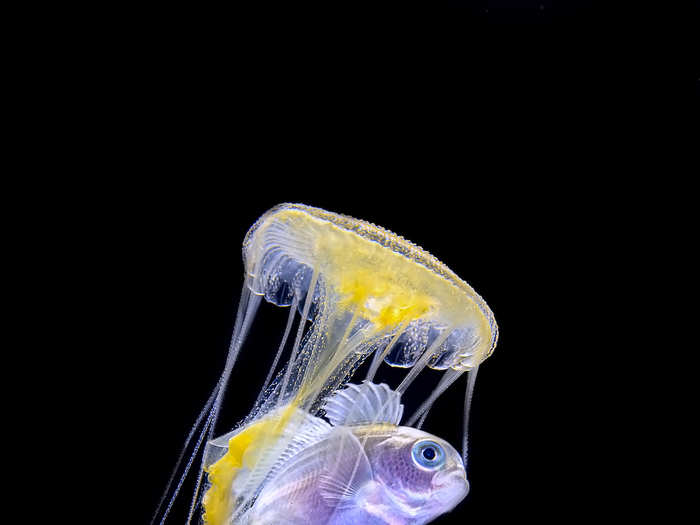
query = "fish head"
xmin=361 ymin=426 xmax=469 ymax=522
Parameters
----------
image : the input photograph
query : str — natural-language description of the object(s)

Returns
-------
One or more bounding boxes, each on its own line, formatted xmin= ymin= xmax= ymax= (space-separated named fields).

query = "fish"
xmin=204 ymin=381 xmax=469 ymax=525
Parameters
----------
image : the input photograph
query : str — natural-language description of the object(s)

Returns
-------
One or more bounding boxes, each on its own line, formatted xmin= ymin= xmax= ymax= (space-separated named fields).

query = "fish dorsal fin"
xmin=323 ymin=381 xmax=404 ymax=427
xmin=318 ymin=427 xmax=373 ymax=509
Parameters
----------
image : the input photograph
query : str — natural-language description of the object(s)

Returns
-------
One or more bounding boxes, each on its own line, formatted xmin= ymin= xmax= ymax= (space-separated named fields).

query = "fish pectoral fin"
xmin=231 ymin=406 xmax=332 ymax=500
xmin=318 ymin=427 xmax=373 ymax=510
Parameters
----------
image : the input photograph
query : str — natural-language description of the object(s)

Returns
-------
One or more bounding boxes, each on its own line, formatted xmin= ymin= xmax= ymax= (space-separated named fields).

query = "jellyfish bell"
xmin=152 ymin=203 xmax=498 ymax=525
xmin=243 ymin=203 xmax=498 ymax=398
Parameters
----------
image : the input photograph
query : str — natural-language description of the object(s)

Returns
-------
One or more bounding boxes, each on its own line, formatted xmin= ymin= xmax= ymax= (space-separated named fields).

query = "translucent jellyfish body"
xmin=152 ymin=203 xmax=499 ymax=525
xmin=242 ymin=204 xmax=497 ymax=408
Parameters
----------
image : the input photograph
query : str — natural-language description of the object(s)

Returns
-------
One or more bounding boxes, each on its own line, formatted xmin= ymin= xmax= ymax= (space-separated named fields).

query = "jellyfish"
xmin=153 ymin=203 xmax=498 ymax=525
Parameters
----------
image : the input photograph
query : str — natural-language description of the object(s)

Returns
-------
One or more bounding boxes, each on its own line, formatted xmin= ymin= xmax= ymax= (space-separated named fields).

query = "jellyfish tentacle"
xmin=406 ymin=368 xmax=463 ymax=427
xmin=462 ymin=365 xmax=479 ymax=470
xmin=396 ymin=328 xmax=455 ymax=394
xmin=211 ymin=281 xmax=262 ymax=434
xmin=278 ymin=267 xmax=319 ymax=406
xmin=151 ymin=384 xmax=218 ymax=525
xmin=414 ymin=368 xmax=459 ymax=430
xmin=164 ymin=392 xmax=219 ymax=525
xmin=416 ymin=405 xmax=431 ymax=430
xmin=183 ymin=407 xmax=218 ymax=525
xmin=254 ymin=296 xmax=299 ymax=410
xmin=190 ymin=280 xmax=262 ymax=524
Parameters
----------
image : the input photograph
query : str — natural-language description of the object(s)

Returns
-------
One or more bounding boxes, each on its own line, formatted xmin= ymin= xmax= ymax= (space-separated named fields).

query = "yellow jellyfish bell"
xmin=152 ymin=203 xmax=498 ymax=525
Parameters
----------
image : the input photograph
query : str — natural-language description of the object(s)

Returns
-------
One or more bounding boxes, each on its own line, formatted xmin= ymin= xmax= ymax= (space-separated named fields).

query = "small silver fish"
xmin=242 ymin=382 xmax=469 ymax=524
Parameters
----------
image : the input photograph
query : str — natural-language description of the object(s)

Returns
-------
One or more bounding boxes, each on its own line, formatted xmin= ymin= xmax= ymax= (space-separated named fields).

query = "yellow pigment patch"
xmin=312 ymin=222 xmax=440 ymax=330
xmin=334 ymin=266 xmax=434 ymax=329
xmin=202 ymin=404 xmax=299 ymax=525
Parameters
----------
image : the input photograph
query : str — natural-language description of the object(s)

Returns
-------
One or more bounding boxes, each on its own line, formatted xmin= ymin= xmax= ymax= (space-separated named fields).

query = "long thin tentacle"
xmin=150 ymin=384 xmax=218 ymax=525
xmin=406 ymin=368 xmax=462 ymax=427
xmin=277 ymin=268 xmax=319 ymax=406
xmin=253 ymin=297 xmax=299 ymax=410
xmin=365 ymin=322 xmax=406 ymax=383
xmin=462 ymin=365 xmax=479 ymax=470
xmin=396 ymin=328 xmax=454 ymax=394
xmin=166 ymin=405 xmax=216 ymax=525
xmin=185 ymin=288 xmax=262 ymax=524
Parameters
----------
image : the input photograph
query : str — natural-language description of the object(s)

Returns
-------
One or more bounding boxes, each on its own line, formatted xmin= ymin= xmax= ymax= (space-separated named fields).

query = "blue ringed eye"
xmin=412 ymin=440 xmax=446 ymax=470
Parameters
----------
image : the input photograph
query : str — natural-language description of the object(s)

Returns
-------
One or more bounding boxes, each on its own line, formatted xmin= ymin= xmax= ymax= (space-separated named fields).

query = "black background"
xmin=55 ymin=2 xmax=692 ymax=524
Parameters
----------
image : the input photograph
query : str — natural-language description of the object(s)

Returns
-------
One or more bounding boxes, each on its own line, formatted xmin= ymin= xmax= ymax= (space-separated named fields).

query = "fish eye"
xmin=412 ymin=440 xmax=446 ymax=470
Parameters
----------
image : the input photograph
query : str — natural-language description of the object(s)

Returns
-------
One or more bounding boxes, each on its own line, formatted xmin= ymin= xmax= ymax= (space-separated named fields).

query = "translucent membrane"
xmin=153 ymin=203 xmax=498 ymax=525
xmin=246 ymin=203 xmax=497 ymax=368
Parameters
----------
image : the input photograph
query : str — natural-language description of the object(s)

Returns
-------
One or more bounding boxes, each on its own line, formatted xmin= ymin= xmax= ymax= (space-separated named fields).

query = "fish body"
xmin=248 ymin=425 xmax=468 ymax=525
xmin=205 ymin=382 xmax=469 ymax=525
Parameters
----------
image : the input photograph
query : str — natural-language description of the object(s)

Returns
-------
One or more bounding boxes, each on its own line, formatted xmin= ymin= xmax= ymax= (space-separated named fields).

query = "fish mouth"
xmin=433 ymin=469 xmax=470 ymax=509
